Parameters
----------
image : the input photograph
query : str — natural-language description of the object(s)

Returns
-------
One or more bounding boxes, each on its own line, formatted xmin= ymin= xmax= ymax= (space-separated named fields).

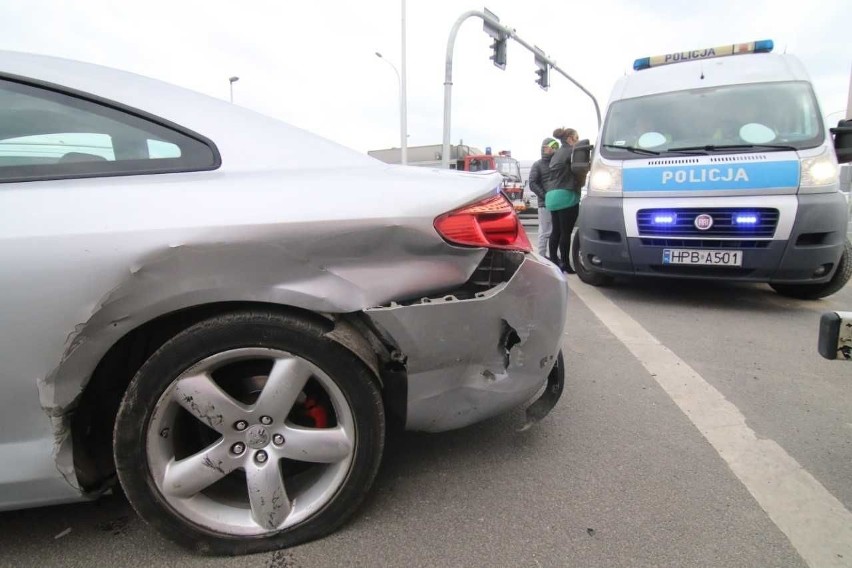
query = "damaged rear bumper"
xmin=365 ymin=254 xmax=568 ymax=432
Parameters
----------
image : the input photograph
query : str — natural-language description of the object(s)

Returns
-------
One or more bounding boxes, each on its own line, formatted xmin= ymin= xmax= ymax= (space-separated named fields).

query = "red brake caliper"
xmin=303 ymin=397 xmax=329 ymax=428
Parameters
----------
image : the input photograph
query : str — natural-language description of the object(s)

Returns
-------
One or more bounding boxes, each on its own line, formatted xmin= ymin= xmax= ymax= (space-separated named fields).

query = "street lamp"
xmin=228 ymin=76 xmax=239 ymax=103
xmin=375 ymin=52 xmax=408 ymax=165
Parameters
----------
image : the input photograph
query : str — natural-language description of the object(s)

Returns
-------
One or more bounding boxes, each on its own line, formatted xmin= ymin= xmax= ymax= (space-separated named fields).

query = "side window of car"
xmin=0 ymin=78 xmax=219 ymax=183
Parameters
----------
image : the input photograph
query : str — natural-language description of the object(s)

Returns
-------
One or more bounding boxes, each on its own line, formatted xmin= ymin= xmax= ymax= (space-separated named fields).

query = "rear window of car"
xmin=0 ymin=78 xmax=219 ymax=183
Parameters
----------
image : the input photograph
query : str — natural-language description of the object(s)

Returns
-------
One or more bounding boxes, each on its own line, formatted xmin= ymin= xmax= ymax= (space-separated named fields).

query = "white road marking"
xmin=569 ymin=279 xmax=852 ymax=568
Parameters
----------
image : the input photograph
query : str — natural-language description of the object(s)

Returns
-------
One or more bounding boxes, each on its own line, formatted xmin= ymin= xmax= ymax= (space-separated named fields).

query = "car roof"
xmin=0 ymin=50 xmax=374 ymax=171
xmin=608 ymin=53 xmax=812 ymax=102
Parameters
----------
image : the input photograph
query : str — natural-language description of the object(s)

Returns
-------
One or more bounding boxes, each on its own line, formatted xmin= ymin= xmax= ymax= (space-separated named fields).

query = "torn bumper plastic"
xmin=521 ymin=350 xmax=564 ymax=431
xmin=366 ymin=254 xmax=568 ymax=432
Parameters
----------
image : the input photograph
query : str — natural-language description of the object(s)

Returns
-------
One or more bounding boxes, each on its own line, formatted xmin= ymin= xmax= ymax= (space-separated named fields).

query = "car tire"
xmin=113 ymin=310 xmax=385 ymax=555
xmin=571 ymin=230 xmax=614 ymax=287
xmin=770 ymin=238 xmax=852 ymax=300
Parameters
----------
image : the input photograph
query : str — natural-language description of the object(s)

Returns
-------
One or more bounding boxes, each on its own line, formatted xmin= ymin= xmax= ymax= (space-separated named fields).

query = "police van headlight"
xmin=800 ymin=148 xmax=838 ymax=188
xmin=588 ymin=160 xmax=623 ymax=193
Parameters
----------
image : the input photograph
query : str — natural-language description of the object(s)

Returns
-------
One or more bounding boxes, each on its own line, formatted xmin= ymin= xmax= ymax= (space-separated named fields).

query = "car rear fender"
xmin=40 ymin=237 xmax=485 ymax=492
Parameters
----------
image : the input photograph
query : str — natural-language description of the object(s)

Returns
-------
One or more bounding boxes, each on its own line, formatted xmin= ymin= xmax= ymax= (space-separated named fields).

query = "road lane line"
xmin=569 ymin=279 xmax=852 ymax=568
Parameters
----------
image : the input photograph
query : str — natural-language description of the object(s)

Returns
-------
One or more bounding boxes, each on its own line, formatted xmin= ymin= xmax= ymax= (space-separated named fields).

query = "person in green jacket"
xmin=546 ymin=127 xmax=581 ymax=272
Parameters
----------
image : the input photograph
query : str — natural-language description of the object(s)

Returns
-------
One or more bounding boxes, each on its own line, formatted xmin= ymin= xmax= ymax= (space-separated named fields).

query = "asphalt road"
xmin=1 ymin=227 xmax=850 ymax=568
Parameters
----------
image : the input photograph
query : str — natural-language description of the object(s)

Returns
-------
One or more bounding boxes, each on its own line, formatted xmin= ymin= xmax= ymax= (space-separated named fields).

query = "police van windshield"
xmin=600 ymin=81 xmax=823 ymax=159
xmin=495 ymin=156 xmax=521 ymax=181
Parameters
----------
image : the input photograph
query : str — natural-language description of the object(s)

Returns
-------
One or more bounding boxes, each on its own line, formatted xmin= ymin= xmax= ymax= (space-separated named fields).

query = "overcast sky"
xmin=2 ymin=0 xmax=850 ymax=161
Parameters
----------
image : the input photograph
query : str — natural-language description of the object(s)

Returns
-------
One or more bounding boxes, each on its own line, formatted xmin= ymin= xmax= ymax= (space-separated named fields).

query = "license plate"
xmin=662 ymin=249 xmax=743 ymax=266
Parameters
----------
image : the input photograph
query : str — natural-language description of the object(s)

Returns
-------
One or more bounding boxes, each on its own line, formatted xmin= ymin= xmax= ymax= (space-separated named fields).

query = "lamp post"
xmin=375 ymin=52 xmax=408 ymax=165
xmin=228 ymin=76 xmax=239 ymax=103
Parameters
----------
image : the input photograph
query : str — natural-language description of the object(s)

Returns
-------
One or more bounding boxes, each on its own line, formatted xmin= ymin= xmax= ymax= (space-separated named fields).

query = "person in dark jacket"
xmin=546 ymin=127 xmax=581 ymax=272
xmin=528 ymin=137 xmax=559 ymax=256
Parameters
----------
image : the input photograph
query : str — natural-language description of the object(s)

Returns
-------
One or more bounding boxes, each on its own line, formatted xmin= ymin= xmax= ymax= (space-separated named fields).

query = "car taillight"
xmin=433 ymin=194 xmax=532 ymax=252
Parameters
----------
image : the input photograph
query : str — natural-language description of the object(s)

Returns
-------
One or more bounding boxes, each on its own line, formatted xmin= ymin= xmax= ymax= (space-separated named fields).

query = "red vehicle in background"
xmin=463 ymin=150 xmax=525 ymax=206
xmin=368 ymin=144 xmax=527 ymax=210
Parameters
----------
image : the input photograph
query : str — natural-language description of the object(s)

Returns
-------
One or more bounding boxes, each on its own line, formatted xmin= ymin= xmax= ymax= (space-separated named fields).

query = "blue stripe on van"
xmin=623 ymin=160 xmax=800 ymax=192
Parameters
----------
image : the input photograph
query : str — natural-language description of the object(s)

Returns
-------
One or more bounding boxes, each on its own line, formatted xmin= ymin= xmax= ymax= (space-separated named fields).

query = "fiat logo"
xmin=694 ymin=214 xmax=714 ymax=231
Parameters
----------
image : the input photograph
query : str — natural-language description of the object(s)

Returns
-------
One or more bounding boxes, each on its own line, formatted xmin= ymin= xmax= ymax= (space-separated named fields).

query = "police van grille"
xmin=646 ymin=158 xmax=700 ymax=166
xmin=637 ymin=208 xmax=779 ymax=237
xmin=709 ymin=154 xmax=768 ymax=163
xmin=640 ymin=238 xmax=771 ymax=249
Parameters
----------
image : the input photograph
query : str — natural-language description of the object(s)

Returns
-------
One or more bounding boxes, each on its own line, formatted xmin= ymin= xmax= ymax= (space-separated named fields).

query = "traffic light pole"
xmin=441 ymin=9 xmax=602 ymax=169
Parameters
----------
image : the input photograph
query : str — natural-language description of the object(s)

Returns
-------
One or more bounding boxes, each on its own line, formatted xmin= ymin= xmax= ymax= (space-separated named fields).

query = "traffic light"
xmin=483 ymin=9 xmax=507 ymax=71
xmin=535 ymin=65 xmax=549 ymax=90
xmin=534 ymin=48 xmax=549 ymax=90
xmin=490 ymin=35 xmax=507 ymax=69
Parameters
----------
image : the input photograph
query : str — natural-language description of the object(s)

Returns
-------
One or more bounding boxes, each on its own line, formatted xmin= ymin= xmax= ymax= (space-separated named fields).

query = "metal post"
xmin=375 ymin=53 xmax=406 ymax=163
xmin=442 ymin=11 xmax=480 ymax=169
xmin=401 ymin=0 xmax=408 ymax=164
xmin=442 ymin=9 xmax=602 ymax=169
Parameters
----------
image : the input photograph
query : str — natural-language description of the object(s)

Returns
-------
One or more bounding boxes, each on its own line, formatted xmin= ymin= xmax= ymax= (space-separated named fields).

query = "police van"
xmin=573 ymin=40 xmax=852 ymax=299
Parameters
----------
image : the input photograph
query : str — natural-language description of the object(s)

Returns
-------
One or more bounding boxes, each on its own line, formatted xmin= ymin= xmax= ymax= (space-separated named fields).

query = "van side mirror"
xmin=571 ymin=140 xmax=593 ymax=188
xmin=832 ymin=119 xmax=852 ymax=164
xmin=818 ymin=311 xmax=852 ymax=360
xmin=571 ymin=139 xmax=593 ymax=174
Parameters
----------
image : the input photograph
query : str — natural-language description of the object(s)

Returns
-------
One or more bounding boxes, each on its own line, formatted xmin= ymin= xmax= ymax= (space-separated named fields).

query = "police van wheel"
xmin=571 ymin=231 xmax=614 ymax=287
xmin=770 ymin=239 xmax=852 ymax=300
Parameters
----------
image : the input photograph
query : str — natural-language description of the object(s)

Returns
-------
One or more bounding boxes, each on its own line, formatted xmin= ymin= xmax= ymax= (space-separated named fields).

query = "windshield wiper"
xmin=601 ymin=144 xmax=660 ymax=155
xmin=668 ymin=144 xmax=798 ymax=153
xmin=602 ymin=144 xmax=709 ymax=157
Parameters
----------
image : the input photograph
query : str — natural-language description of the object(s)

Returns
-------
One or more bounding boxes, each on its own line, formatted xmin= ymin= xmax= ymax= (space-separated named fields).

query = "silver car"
xmin=0 ymin=51 xmax=567 ymax=554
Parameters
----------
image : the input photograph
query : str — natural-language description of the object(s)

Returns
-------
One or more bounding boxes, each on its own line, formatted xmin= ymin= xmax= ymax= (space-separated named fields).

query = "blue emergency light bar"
xmin=734 ymin=214 xmax=759 ymax=225
xmin=633 ymin=40 xmax=774 ymax=71
xmin=653 ymin=213 xmax=676 ymax=225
